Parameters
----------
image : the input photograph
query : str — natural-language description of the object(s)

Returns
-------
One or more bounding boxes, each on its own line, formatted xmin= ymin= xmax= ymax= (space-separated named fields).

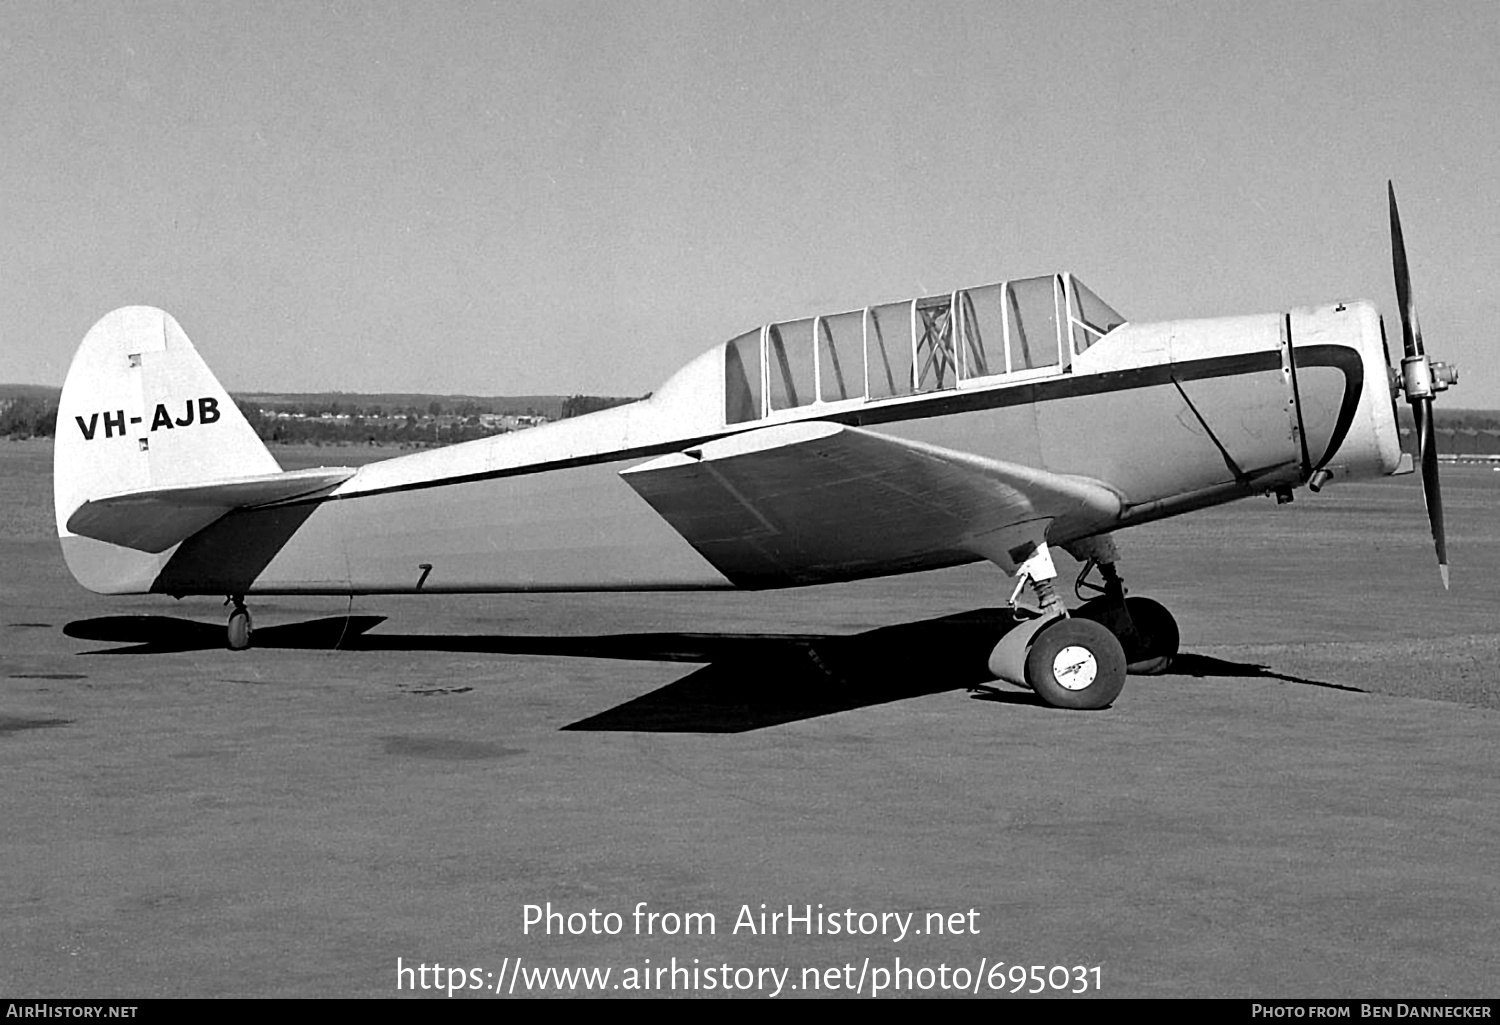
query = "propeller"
xmin=1388 ymin=181 xmax=1458 ymax=588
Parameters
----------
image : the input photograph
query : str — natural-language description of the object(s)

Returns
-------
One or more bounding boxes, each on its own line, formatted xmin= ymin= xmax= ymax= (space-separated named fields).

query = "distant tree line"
xmin=2 ymin=393 xmax=640 ymax=444
xmin=0 ymin=396 xmax=57 ymax=439
xmin=561 ymin=394 xmax=638 ymax=418
xmin=243 ymin=407 xmax=510 ymax=447
xmin=249 ymin=398 xmax=546 ymax=420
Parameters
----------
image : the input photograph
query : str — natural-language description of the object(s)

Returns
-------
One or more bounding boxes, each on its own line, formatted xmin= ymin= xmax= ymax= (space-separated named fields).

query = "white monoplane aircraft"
xmin=52 ymin=186 xmax=1455 ymax=709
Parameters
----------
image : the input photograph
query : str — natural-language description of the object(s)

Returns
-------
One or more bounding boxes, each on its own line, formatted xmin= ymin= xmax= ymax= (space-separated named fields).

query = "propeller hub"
xmin=1398 ymin=356 xmax=1458 ymax=400
xmin=1401 ymin=355 xmax=1436 ymax=399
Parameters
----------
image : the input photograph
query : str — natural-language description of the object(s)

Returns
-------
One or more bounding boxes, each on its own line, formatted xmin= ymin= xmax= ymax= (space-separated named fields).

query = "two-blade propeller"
xmin=1388 ymin=182 xmax=1458 ymax=589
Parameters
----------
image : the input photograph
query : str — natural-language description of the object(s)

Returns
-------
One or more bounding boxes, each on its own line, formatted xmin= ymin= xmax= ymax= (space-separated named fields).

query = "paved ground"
xmin=2 ymin=441 xmax=1497 ymax=997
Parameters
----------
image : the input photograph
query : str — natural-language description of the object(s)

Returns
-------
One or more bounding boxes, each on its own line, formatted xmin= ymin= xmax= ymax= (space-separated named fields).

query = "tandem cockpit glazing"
xmin=724 ymin=273 xmax=1125 ymax=425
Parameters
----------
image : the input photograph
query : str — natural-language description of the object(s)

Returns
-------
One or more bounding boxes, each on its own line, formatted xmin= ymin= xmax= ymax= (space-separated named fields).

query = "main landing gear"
xmin=985 ymin=537 xmax=1180 ymax=710
xmin=986 ymin=542 xmax=1127 ymax=710
xmin=225 ymin=596 xmax=252 ymax=651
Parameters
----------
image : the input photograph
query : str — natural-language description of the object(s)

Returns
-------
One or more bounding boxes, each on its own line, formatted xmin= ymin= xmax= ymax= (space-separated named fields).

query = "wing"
xmin=65 ymin=467 xmax=355 ymax=553
xmin=620 ymin=421 xmax=1121 ymax=587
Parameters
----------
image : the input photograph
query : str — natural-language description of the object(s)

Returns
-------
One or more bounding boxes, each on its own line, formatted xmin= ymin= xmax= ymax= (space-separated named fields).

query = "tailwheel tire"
xmin=1075 ymin=595 xmax=1179 ymax=675
xmin=1024 ymin=617 xmax=1126 ymax=710
xmin=227 ymin=606 xmax=252 ymax=651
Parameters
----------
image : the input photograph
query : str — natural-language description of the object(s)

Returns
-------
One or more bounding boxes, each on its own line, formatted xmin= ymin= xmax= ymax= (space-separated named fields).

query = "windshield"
xmin=1068 ymin=277 xmax=1125 ymax=354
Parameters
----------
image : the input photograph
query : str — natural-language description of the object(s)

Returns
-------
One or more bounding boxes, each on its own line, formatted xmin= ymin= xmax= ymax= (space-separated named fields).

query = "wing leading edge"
xmin=620 ymin=422 xmax=1122 ymax=587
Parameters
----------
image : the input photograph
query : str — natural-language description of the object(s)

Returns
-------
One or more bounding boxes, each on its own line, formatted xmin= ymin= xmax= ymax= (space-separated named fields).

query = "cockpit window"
xmin=915 ymin=294 xmax=957 ymax=392
xmin=724 ymin=328 xmax=762 ymax=424
xmin=818 ymin=310 xmax=864 ymax=402
xmin=1007 ymin=275 xmax=1061 ymax=370
xmin=768 ymin=318 xmax=816 ymax=411
xmin=958 ymin=283 xmax=1005 ymax=379
xmin=867 ymin=301 xmax=915 ymax=399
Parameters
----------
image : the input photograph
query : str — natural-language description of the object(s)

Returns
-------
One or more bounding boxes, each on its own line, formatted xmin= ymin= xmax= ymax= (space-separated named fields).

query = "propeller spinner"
xmin=1388 ymin=181 xmax=1458 ymax=588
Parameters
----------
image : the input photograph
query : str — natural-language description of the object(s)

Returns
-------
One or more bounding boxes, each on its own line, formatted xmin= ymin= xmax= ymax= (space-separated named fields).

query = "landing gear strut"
xmin=226 ymin=596 xmax=252 ymax=651
xmin=1068 ymin=538 xmax=1179 ymax=675
xmin=987 ymin=543 xmax=1128 ymax=710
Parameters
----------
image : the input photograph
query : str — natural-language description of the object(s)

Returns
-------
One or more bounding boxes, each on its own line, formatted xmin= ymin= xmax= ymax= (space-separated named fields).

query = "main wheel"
xmin=227 ymin=606 xmax=252 ymax=651
xmin=1075 ymin=595 xmax=1179 ymax=675
xmin=1024 ymin=617 xmax=1126 ymax=710
xmin=1119 ymin=596 xmax=1178 ymax=675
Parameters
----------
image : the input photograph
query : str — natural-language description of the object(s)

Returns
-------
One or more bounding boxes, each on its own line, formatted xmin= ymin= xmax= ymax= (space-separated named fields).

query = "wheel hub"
xmin=1053 ymin=645 xmax=1098 ymax=690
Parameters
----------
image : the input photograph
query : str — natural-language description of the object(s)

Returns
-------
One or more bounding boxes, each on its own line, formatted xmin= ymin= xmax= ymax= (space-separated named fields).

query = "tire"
xmin=1075 ymin=595 xmax=1179 ymax=675
xmin=227 ymin=607 xmax=252 ymax=651
xmin=1024 ymin=617 xmax=1126 ymax=710
xmin=1119 ymin=596 xmax=1178 ymax=675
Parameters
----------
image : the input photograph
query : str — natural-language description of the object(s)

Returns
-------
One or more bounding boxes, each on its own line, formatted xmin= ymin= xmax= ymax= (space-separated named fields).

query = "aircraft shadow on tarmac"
xmin=62 ymin=610 xmax=1359 ymax=732
xmin=1165 ymin=653 xmax=1364 ymax=693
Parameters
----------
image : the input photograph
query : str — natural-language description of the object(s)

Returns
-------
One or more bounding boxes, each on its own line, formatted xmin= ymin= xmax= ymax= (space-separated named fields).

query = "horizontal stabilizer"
xmin=66 ymin=467 xmax=354 ymax=554
xmin=622 ymin=421 xmax=1121 ymax=586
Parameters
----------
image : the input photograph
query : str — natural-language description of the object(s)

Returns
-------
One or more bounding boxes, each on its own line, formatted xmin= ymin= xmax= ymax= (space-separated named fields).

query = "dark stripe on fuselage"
xmin=279 ymin=345 xmax=1363 ymax=506
xmin=1303 ymin=344 xmax=1365 ymax=471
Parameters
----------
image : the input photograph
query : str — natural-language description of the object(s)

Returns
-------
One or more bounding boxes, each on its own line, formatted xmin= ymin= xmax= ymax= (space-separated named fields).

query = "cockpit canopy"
xmin=725 ymin=273 xmax=1123 ymax=425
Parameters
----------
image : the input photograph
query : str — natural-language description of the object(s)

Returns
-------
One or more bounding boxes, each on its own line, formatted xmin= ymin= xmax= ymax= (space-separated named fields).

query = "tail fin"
xmin=54 ymin=307 xmax=282 ymax=592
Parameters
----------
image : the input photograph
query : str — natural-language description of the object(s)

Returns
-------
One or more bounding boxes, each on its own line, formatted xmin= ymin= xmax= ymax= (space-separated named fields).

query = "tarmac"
xmin=2 ymin=442 xmax=1497 ymax=998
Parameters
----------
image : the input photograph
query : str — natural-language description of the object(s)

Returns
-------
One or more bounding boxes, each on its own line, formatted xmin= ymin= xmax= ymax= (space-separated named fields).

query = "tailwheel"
xmin=1076 ymin=595 xmax=1179 ymax=675
xmin=226 ymin=597 xmax=252 ymax=651
xmin=1024 ymin=617 xmax=1127 ymax=711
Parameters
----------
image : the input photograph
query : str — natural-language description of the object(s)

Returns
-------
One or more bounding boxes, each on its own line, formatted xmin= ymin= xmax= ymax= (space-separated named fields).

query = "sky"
xmin=2 ymin=0 xmax=1498 ymax=405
